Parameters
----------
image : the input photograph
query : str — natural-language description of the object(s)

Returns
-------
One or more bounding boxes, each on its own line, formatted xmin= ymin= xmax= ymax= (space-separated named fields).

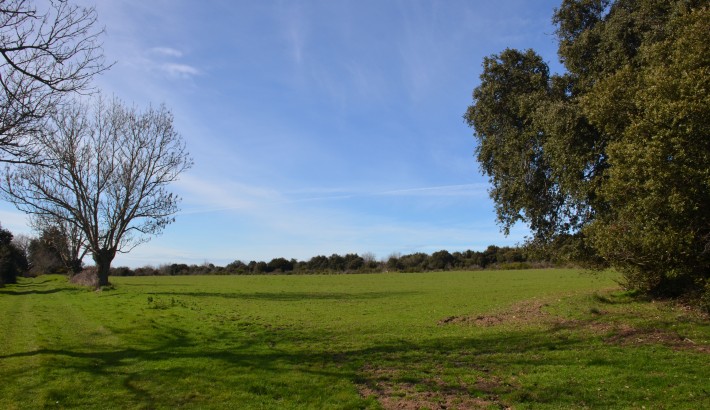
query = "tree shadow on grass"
xmin=145 ymin=290 xmax=420 ymax=301
xmin=0 ymin=317 xmax=675 ymax=409
xmin=1 ymin=308 xmax=708 ymax=409
xmin=0 ymin=277 xmax=86 ymax=295
xmin=13 ymin=278 xmax=53 ymax=286
xmin=591 ymin=291 xmax=644 ymax=305
xmin=0 ymin=287 xmax=84 ymax=296
xmin=0 ymin=323 xmax=360 ymax=407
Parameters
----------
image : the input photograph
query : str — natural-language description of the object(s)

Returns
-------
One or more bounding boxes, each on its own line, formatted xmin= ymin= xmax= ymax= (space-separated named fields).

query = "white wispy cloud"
xmin=177 ymin=176 xmax=489 ymax=214
xmin=175 ymin=174 xmax=279 ymax=215
xmin=161 ymin=63 xmax=200 ymax=78
xmin=150 ymin=46 xmax=184 ymax=57
xmin=377 ymin=183 xmax=487 ymax=197
xmin=282 ymin=184 xmax=488 ymax=204
xmin=280 ymin=3 xmax=307 ymax=66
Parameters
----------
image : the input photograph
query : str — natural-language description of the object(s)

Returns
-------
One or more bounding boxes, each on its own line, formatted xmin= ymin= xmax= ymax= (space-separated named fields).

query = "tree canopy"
xmin=1 ymin=96 xmax=192 ymax=287
xmin=465 ymin=0 xmax=709 ymax=300
xmin=0 ymin=0 xmax=108 ymax=164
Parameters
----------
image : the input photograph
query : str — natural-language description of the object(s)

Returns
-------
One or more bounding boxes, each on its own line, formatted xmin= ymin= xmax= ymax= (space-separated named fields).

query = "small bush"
xmin=70 ymin=267 xmax=99 ymax=288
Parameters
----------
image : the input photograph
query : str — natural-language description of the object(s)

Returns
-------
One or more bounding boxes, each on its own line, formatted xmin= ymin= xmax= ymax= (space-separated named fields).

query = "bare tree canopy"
xmin=0 ymin=0 xmax=108 ymax=164
xmin=1 ymin=96 xmax=193 ymax=286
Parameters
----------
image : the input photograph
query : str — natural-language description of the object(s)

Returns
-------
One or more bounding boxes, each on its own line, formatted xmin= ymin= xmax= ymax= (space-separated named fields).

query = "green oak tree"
xmin=465 ymin=0 xmax=709 ymax=301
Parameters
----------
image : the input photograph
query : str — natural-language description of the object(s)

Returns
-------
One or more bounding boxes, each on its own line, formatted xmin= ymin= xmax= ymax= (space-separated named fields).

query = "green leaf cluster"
xmin=465 ymin=0 xmax=709 ymax=300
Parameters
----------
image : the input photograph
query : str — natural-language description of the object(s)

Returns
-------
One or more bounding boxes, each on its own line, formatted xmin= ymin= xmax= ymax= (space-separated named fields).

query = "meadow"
xmin=0 ymin=269 xmax=708 ymax=409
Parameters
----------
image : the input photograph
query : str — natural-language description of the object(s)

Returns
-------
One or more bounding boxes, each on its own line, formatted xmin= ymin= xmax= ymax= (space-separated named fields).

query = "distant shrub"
xmin=133 ymin=266 xmax=158 ymax=276
xmin=111 ymin=266 xmax=133 ymax=277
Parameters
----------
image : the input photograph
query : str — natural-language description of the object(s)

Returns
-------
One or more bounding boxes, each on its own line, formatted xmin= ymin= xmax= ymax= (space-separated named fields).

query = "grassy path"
xmin=1 ymin=270 xmax=708 ymax=409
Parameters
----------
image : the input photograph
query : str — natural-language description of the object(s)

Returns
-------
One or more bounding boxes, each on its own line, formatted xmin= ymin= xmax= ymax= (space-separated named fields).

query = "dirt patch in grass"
xmin=551 ymin=318 xmax=708 ymax=352
xmin=439 ymin=295 xmax=710 ymax=354
xmin=602 ymin=325 xmax=710 ymax=353
xmin=438 ymin=300 xmax=551 ymax=327
xmin=358 ymin=385 xmax=500 ymax=410
xmin=357 ymin=365 xmax=511 ymax=410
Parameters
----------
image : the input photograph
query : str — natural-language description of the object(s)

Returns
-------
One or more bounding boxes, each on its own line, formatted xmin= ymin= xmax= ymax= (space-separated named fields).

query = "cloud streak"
xmin=378 ymin=183 xmax=487 ymax=197
xmin=176 ymin=173 xmax=488 ymax=215
xmin=150 ymin=47 xmax=184 ymax=57
xmin=161 ymin=63 xmax=200 ymax=78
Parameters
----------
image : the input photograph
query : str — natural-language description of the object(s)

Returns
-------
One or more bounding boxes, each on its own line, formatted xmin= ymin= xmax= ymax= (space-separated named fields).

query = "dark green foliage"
xmin=307 ymin=255 xmax=330 ymax=271
xmin=163 ymin=264 xmax=190 ymax=276
xmin=526 ymin=233 xmax=607 ymax=269
xmin=464 ymin=0 xmax=709 ymax=299
xmin=27 ymin=237 xmax=64 ymax=275
xmin=429 ymin=250 xmax=454 ymax=270
xmin=0 ymin=227 xmax=27 ymax=285
xmin=344 ymin=253 xmax=364 ymax=271
xmin=398 ymin=253 xmax=429 ymax=272
xmin=267 ymin=257 xmax=294 ymax=273
xmin=225 ymin=260 xmax=248 ymax=274
xmin=327 ymin=254 xmax=346 ymax=271
xmin=27 ymin=227 xmax=79 ymax=276
xmin=585 ymin=3 xmax=710 ymax=298
xmin=386 ymin=255 xmax=403 ymax=272
xmin=29 ymin=220 xmax=86 ymax=275
xmin=107 ymin=246 xmax=554 ymax=277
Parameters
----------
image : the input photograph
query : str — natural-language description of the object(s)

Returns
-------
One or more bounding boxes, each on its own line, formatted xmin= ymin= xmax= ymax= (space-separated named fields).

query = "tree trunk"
xmin=93 ymin=249 xmax=115 ymax=288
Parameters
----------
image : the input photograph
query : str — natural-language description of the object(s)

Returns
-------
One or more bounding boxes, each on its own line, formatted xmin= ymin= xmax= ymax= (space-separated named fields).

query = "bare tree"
xmin=1 ymin=96 xmax=193 ymax=286
xmin=30 ymin=214 xmax=87 ymax=274
xmin=10 ymin=232 xmax=30 ymax=256
xmin=0 ymin=0 xmax=108 ymax=164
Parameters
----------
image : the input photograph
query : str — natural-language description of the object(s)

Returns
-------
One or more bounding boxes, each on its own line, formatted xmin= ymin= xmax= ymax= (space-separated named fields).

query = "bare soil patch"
xmin=438 ymin=300 xmax=551 ymax=327
xmin=357 ymin=370 xmax=510 ymax=409
xmin=602 ymin=325 xmax=710 ymax=353
xmin=438 ymin=295 xmax=709 ymax=354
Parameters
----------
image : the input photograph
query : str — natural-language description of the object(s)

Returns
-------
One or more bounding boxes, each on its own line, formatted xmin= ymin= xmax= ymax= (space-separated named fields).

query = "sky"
xmin=0 ymin=0 xmax=566 ymax=268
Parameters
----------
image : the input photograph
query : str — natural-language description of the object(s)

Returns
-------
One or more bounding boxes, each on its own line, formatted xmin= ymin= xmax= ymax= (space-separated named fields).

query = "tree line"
xmin=0 ymin=220 xmax=554 ymax=283
xmin=0 ymin=219 xmax=589 ymax=284
xmin=108 ymin=246 xmax=547 ymax=277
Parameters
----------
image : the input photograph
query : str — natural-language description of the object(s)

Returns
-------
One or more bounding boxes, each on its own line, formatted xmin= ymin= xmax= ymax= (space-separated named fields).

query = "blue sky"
xmin=0 ymin=0 xmax=565 ymax=267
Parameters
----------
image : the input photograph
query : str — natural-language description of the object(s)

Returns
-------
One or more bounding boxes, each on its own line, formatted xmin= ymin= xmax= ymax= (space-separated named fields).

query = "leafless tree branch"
xmin=0 ymin=0 xmax=110 ymax=164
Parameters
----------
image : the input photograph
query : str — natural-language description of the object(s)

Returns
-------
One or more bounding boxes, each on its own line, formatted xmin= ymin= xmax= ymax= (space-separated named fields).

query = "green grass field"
xmin=1 ymin=269 xmax=708 ymax=409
